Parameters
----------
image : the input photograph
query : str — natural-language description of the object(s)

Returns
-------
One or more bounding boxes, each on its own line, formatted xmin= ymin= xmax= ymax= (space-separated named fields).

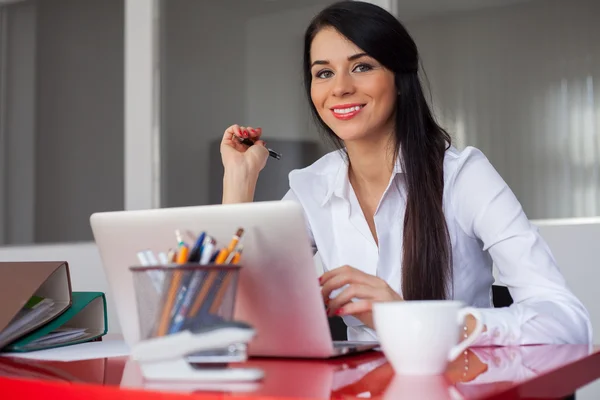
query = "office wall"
xmin=35 ymin=0 xmax=124 ymax=243
xmin=244 ymin=3 xmax=328 ymax=145
xmin=406 ymin=0 xmax=600 ymax=220
xmin=162 ymin=1 xmax=330 ymax=208
xmin=161 ymin=0 xmax=246 ymax=208
xmin=1 ymin=1 xmax=36 ymax=245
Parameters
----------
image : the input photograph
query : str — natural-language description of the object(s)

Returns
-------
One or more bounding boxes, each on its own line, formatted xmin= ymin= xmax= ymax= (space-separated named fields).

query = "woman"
xmin=219 ymin=1 xmax=591 ymax=344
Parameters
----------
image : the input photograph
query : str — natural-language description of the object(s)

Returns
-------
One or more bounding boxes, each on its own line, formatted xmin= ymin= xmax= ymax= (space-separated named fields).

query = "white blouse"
xmin=282 ymin=145 xmax=592 ymax=345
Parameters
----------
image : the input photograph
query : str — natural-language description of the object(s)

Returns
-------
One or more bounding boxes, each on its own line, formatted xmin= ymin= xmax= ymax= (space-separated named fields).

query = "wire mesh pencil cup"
xmin=130 ymin=263 xmax=242 ymax=341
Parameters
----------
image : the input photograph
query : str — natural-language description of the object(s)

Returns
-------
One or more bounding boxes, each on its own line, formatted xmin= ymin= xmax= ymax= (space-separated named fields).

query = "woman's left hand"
xmin=320 ymin=265 xmax=402 ymax=329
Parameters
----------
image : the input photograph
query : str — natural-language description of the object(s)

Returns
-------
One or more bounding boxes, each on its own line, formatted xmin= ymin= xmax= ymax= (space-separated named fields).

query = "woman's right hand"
xmin=220 ymin=124 xmax=269 ymax=176
xmin=220 ymin=124 xmax=269 ymax=204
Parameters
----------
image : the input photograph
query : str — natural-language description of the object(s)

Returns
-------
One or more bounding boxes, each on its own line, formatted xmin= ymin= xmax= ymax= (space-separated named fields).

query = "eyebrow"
xmin=310 ymin=52 xmax=369 ymax=68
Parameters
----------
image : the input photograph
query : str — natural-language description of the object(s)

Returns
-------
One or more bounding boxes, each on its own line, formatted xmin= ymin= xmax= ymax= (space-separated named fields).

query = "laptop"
xmin=90 ymin=200 xmax=377 ymax=358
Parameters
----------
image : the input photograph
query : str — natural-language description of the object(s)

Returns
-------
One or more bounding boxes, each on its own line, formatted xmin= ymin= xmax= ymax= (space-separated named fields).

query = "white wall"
xmin=406 ymin=0 xmax=600 ymax=220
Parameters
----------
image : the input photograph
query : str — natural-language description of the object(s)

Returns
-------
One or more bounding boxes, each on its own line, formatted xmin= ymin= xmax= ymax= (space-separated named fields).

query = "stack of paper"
xmin=0 ymin=297 xmax=56 ymax=348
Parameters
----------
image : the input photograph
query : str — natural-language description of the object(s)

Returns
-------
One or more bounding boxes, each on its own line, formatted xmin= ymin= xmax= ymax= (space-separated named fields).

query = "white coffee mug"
xmin=373 ymin=300 xmax=484 ymax=375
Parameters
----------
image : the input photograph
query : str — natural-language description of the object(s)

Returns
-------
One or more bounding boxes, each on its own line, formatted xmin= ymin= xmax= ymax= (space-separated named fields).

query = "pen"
xmin=236 ymin=135 xmax=281 ymax=160
xmin=188 ymin=227 xmax=242 ymax=318
xmin=169 ymin=238 xmax=216 ymax=333
xmin=188 ymin=231 xmax=206 ymax=263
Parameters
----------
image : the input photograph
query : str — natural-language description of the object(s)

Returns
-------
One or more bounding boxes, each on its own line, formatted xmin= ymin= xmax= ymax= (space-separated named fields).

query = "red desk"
xmin=0 ymin=344 xmax=599 ymax=400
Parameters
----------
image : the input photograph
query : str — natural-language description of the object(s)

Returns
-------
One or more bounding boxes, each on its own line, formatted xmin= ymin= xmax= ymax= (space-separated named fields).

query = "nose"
xmin=331 ymin=72 xmax=355 ymax=97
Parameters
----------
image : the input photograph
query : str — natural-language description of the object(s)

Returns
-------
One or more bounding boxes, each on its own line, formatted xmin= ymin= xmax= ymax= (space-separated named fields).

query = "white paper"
xmin=1 ymin=340 xmax=130 ymax=361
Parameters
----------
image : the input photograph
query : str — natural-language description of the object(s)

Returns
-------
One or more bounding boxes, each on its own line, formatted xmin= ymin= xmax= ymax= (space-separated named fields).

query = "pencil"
xmin=156 ymin=270 xmax=183 ymax=336
xmin=213 ymin=228 xmax=244 ymax=264
xmin=231 ymin=246 xmax=243 ymax=264
xmin=156 ymin=232 xmax=189 ymax=335
xmin=208 ymin=270 xmax=234 ymax=314
xmin=209 ymin=246 xmax=243 ymax=314
xmin=188 ymin=229 xmax=243 ymax=317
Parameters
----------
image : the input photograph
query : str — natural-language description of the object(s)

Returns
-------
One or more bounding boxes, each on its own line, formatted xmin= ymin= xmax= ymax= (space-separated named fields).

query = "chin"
xmin=334 ymin=131 xmax=368 ymax=142
xmin=327 ymin=123 xmax=372 ymax=142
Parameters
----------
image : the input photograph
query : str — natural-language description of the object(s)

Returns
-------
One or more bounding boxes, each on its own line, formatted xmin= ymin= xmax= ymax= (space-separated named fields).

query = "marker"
xmin=158 ymin=252 xmax=169 ymax=265
xmin=235 ymin=136 xmax=281 ymax=160
xmin=136 ymin=251 xmax=149 ymax=266
xmin=144 ymin=250 xmax=158 ymax=265
xmin=199 ymin=238 xmax=216 ymax=265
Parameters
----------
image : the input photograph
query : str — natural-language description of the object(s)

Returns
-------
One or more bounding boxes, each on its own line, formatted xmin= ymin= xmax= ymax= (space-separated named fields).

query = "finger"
xmin=320 ymin=265 xmax=379 ymax=287
xmin=239 ymin=126 xmax=249 ymax=139
xmin=321 ymin=270 xmax=375 ymax=302
xmin=327 ymin=284 xmax=377 ymax=315
xmin=319 ymin=265 xmax=352 ymax=285
xmin=337 ymin=300 xmax=373 ymax=316
xmin=321 ymin=275 xmax=354 ymax=304
xmin=247 ymin=127 xmax=262 ymax=140
xmin=222 ymin=125 xmax=248 ymax=152
xmin=223 ymin=124 xmax=246 ymax=144
xmin=222 ymin=124 xmax=240 ymax=143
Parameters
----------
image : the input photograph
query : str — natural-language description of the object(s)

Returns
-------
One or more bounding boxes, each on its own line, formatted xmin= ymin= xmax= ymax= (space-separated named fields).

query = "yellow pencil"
xmin=156 ymin=233 xmax=189 ymax=336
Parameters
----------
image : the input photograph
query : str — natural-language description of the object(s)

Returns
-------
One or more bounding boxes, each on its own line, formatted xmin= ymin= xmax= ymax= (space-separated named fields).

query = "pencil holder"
xmin=129 ymin=263 xmax=264 ymax=381
xmin=129 ymin=263 xmax=242 ymax=341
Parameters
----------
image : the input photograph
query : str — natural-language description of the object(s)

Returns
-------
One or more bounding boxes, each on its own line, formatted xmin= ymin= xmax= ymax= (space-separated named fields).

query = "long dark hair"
xmin=303 ymin=1 xmax=452 ymax=300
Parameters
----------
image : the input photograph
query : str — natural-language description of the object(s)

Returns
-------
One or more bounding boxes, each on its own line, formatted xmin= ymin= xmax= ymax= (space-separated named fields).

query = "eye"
xmin=353 ymin=63 xmax=373 ymax=73
xmin=316 ymin=69 xmax=334 ymax=79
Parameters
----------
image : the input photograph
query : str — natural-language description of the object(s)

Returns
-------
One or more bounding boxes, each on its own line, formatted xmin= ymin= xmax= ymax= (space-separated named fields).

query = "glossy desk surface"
xmin=0 ymin=344 xmax=599 ymax=400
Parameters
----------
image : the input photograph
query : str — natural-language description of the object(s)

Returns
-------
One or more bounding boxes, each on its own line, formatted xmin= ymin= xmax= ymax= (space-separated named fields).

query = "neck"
xmin=345 ymin=134 xmax=395 ymax=190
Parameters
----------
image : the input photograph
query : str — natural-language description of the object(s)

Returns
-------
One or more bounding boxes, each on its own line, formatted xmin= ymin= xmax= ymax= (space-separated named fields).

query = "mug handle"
xmin=447 ymin=307 xmax=484 ymax=361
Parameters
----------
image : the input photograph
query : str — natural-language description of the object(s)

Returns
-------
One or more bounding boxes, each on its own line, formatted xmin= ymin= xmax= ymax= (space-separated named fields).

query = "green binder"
xmin=4 ymin=292 xmax=108 ymax=352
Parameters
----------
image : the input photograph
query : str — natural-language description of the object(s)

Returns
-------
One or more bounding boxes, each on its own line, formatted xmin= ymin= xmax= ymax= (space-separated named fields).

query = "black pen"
xmin=236 ymin=136 xmax=282 ymax=160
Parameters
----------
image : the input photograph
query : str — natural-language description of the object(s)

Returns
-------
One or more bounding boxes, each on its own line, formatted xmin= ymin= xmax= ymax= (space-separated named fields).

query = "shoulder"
xmin=288 ymin=149 xmax=344 ymax=187
xmin=443 ymin=145 xmax=515 ymax=228
xmin=443 ymin=145 xmax=500 ymax=187
xmin=288 ymin=150 xmax=346 ymax=203
xmin=289 ymin=149 xmax=345 ymax=179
